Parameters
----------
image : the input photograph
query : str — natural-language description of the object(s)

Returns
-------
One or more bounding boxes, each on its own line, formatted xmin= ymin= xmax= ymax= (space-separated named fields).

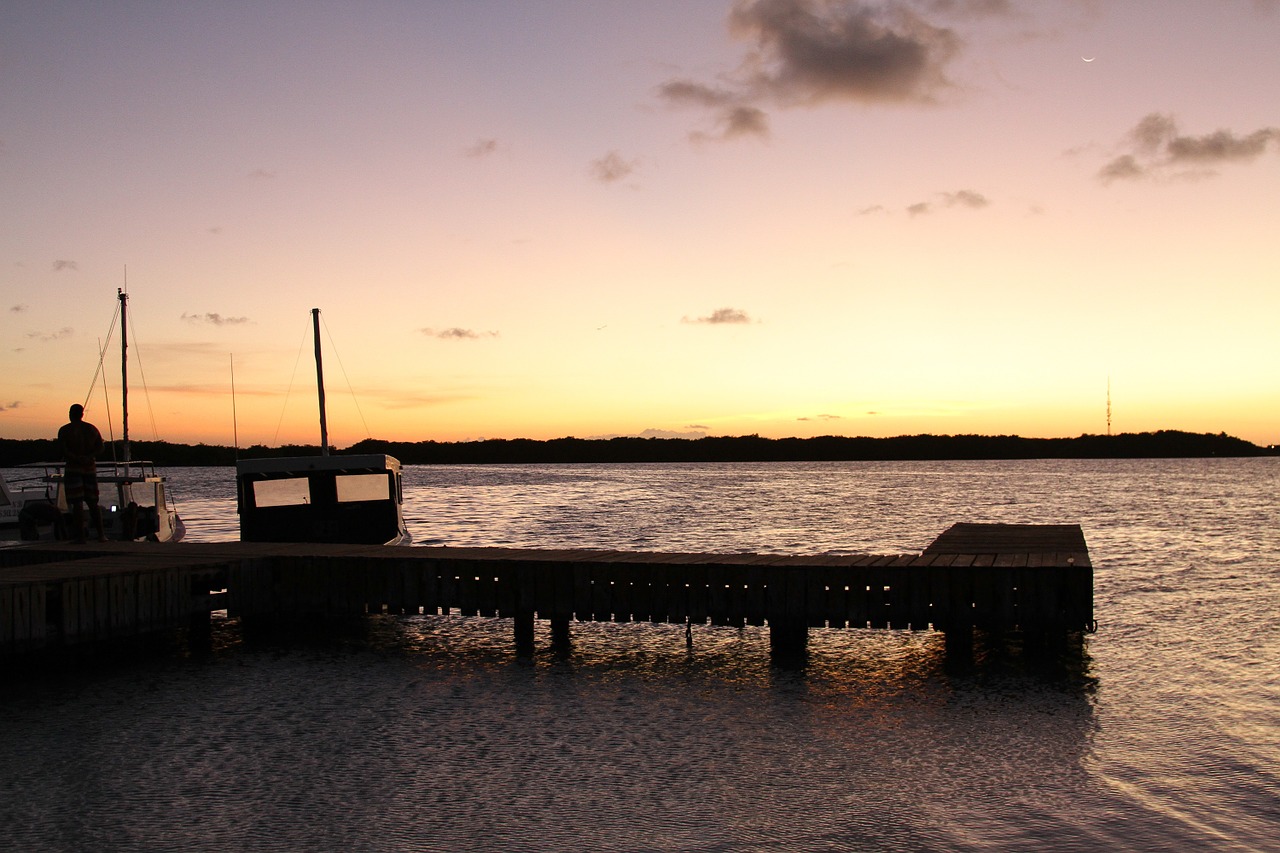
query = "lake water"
xmin=2 ymin=459 xmax=1278 ymax=852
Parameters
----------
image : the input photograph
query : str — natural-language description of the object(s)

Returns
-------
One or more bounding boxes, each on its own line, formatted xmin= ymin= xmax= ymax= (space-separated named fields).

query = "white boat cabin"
xmin=236 ymin=454 xmax=408 ymax=545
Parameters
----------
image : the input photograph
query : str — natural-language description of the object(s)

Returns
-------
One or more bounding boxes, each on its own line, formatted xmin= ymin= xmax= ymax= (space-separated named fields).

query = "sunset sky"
xmin=3 ymin=1 xmax=1278 ymax=448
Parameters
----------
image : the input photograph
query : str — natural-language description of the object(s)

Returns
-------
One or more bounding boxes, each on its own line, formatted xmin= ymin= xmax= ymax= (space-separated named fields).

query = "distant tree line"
xmin=344 ymin=431 xmax=1271 ymax=464
xmin=1 ymin=430 xmax=1272 ymax=468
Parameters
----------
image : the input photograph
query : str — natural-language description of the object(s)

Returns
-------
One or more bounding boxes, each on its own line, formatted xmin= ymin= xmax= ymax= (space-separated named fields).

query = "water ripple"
xmin=3 ymin=458 xmax=1278 ymax=852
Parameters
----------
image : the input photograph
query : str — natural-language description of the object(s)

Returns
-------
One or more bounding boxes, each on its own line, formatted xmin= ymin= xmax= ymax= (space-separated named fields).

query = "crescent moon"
xmin=1082 ymin=56 xmax=1095 ymax=62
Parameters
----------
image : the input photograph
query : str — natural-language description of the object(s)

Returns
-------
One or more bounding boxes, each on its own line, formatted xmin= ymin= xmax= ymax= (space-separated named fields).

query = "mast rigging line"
xmin=272 ymin=316 xmax=314 ymax=448
xmin=82 ymin=302 xmax=122 ymax=410
xmin=230 ymin=353 xmax=240 ymax=458
xmin=79 ymin=286 xmax=166 ymax=452
xmin=317 ymin=311 xmax=374 ymax=443
xmin=270 ymin=308 xmax=374 ymax=450
xmin=127 ymin=300 xmax=162 ymax=443
xmin=95 ymin=336 xmax=118 ymax=465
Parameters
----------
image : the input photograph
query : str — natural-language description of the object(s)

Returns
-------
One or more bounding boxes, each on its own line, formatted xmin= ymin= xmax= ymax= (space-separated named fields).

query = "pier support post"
xmin=514 ymin=611 xmax=535 ymax=657
xmin=550 ymin=615 xmax=571 ymax=653
xmin=187 ymin=611 xmax=212 ymax=655
xmin=768 ymin=619 xmax=808 ymax=660
xmin=512 ymin=562 xmax=536 ymax=657
xmin=943 ymin=623 xmax=974 ymax=663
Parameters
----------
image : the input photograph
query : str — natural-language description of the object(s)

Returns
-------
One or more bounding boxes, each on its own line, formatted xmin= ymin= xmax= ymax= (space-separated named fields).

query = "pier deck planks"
xmin=1 ymin=523 xmax=1093 ymax=657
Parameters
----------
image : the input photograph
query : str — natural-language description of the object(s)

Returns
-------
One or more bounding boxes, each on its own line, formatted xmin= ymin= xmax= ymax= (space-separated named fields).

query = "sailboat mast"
xmin=119 ymin=288 xmax=130 ymax=463
xmin=312 ymin=308 xmax=329 ymax=456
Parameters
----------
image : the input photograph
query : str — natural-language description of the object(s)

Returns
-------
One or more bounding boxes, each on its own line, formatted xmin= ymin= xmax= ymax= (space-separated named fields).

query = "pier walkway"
xmin=1 ymin=523 xmax=1092 ymax=660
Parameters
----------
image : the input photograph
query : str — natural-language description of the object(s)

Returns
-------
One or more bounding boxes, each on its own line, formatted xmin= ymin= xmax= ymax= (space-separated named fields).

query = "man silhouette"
xmin=58 ymin=403 xmax=108 ymax=542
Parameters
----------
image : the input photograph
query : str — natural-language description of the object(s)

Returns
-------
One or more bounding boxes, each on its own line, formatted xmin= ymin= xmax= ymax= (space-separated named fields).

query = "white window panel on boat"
xmin=336 ymin=473 xmax=390 ymax=503
xmin=252 ymin=478 xmax=312 ymax=507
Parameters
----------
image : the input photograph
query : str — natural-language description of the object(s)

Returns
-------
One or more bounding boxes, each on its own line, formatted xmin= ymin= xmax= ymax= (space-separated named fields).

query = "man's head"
xmin=68 ymin=403 xmax=84 ymax=421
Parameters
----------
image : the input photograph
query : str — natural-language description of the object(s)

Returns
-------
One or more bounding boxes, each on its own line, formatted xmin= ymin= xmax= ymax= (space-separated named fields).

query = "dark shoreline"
xmin=2 ymin=429 xmax=1273 ymax=467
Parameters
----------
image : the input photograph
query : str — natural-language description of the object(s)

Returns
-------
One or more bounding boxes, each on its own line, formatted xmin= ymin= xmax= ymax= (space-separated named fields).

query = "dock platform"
xmin=1 ymin=523 xmax=1093 ymax=660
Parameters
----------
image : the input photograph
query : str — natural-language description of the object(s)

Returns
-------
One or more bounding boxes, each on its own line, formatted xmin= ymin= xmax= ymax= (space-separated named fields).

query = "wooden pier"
xmin=0 ymin=523 xmax=1093 ymax=661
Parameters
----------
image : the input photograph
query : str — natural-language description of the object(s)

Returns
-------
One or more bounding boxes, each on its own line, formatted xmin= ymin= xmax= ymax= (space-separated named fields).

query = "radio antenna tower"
xmin=1106 ymin=376 xmax=1112 ymax=436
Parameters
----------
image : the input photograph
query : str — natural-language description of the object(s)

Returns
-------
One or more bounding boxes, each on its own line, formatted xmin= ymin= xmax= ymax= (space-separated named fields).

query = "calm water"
xmin=3 ymin=459 xmax=1278 ymax=852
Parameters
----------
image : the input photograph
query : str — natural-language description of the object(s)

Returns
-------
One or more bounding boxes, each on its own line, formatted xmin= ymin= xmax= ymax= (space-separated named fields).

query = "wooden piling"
xmin=514 ymin=610 xmax=535 ymax=656
xmin=550 ymin=615 xmax=571 ymax=651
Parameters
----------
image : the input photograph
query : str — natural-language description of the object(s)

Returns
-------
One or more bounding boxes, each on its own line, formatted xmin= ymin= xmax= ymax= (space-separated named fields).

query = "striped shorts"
xmin=64 ymin=471 xmax=100 ymax=504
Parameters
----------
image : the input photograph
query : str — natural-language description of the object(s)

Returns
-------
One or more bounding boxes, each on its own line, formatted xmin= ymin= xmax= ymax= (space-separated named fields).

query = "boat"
xmin=9 ymin=289 xmax=185 ymax=542
xmin=235 ymin=453 xmax=408 ymax=544
xmin=11 ymin=459 xmax=185 ymax=543
xmin=234 ymin=308 xmax=409 ymax=545
xmin=1 ymin=468 xmax=62 ymax=541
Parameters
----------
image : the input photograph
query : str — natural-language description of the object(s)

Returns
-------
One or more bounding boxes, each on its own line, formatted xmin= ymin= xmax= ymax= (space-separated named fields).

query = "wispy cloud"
xmin=1097 ymin=155 xmax=1143 ymax=183
xmin=683 ymin=307 xmax=753 ymax=325
xmin=730 ymin=0 xmax=961 ymax=104
xmin=942 ymin=189 xmax=989 ymax=208
xmin=917 ymin=0 xmax=1015 ymax=18
xmin=1099 ymin=113 xmax=1280 ymax=183
xmin=27 ymin=327 xmax=73 ymax=342
xmin=660 ymin=81 xmax=773 ymax=141
xmin=422 ymin=327 xmax=499 ymax=340
xmin=695 ymin=105 xmax=772 ymax=143
xmin=658 ymin=80 xmax=739 ymax=109
xmin=660 ymin=0 xmax=963 ymax=142
xmin=182 ymin=312 xmax=250 ymax=326
xmin=248 ymin=168 xmax=276 ymax=179
xmin=52 ymin=260 xmax=78 ymax=272
xmin=590 ymin=150 xmax=639 ymax=183
xmin=637 ymin=427 xmax=708 ymax=439
xmin=798 ymin=413 xmax=843 ymax=421
xmin=325 ymin=384 xmax=488 ymax=411
xmin=906 ymin=188 xmax=990 ymax=215
xmin=10 ymin=304 xmax=27 ymax=313
xmin=0 ymin=400 xmax=21 ymax=412
xmin=590 ymin=427 xmax=710 ymax=439
xmin=466 ymin=138 xmax=498 ymax=158
xmin=377 ymin=391 xmax=482 ymax=410
xmin=153 ymin=341 xmax=243 ymax=358
xmin=147 ymin=382 xmax=271 ymax=397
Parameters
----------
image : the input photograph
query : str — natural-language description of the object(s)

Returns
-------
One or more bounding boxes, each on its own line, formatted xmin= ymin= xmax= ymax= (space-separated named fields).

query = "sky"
xmin=2 ymin=0 xmax=1278 ymax=448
